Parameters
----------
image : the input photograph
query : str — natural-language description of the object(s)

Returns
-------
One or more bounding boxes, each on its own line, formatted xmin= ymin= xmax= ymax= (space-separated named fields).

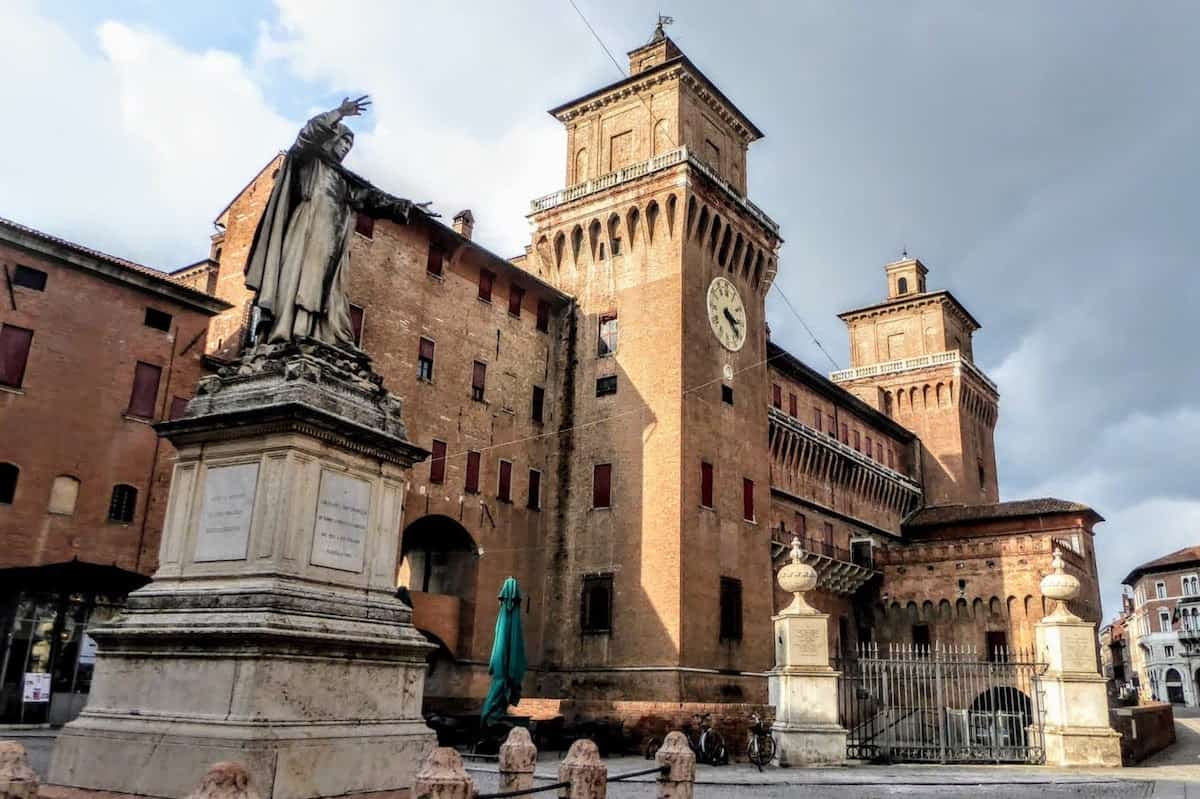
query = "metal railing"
xmin=473 ymin=763 xmax=669 ymax=798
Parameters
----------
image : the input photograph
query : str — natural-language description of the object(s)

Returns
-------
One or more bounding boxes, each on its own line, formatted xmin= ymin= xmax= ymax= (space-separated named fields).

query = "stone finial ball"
xmin=778 ymin=536 xmax=817 ymax=595
xmin=1040 ymin=549 xmax=1080 ymax=603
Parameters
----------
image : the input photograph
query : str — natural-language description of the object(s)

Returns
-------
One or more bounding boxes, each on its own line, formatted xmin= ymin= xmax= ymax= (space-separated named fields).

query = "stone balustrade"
xmin=830 ymin=349 xmax=998 ymax=394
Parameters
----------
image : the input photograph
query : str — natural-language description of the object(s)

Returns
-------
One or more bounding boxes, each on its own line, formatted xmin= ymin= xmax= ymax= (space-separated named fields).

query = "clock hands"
xmin=723 ymin=307 xmax=741 ymax=337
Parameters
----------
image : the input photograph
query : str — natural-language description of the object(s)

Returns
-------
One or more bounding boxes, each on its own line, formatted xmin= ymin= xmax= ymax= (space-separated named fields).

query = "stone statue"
xmin=244 ymin=95 xmax=425 ymax=350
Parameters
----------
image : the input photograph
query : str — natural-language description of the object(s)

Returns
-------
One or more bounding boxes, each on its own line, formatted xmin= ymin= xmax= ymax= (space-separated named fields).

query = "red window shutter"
xmin=509 ymin=285 xmax=525 ymax=317
xmin=887 ymin=449 xmax=895 ymax=469
xmin=349 ymin=304 xmax=365 ymax=346
xmin=169 ymin=396 xmax=189 ymax=420
xmin=796 ymin=512 xmax=806 ymax=537
xmin=472 ymin=361 xmax=486 ymax=400
xmin=865 ymin=435 xmax=872 ymax=457
xmin=853 ymin=430 xmax=861 ymax=451
xmin=824 ymin=522 xmax=834 ymax=546
xmin=498 ymin=460 xmax=512 ymax=501
xmin=876 ymin=443 xmax=883 ymax=461
xmin=127 ymin=361 xmax=162 ymax=418
xmin=479 ymin=269 xmax=494 ymax=301
xmin=430 ymin=440 xmax=447 ymax=484
xmin=536 ymin=300 xmax=550 ymax=332
xmin=827 ymin=415 xmax=836 ymax=436
xmin=355 ymin=213 xmax=374 ymax=238
xmin=701 ymin=462 xmax=714 ymax=508
xmin=465 ymin=451 xmax=481 ymax=493
xmin=593 ymin=464 xmax=612 ymax=508
xmin=841 ymin=423 xmax=849 ymax=444
xmin=527 ymin=469 xmax=541 ymax=509
xmin=813 ymin=409 xmax=822 ymax=431
xmin=426 ymin=244 xmax=444 ymax=276
xmin=788 ymin=393 xmax=797 ymax=417
xmin=0 ymin=325 xmax=34 ymax=388
xmin=772 ymin=384 xmax=782 ymax=409
xmin=742 ymin=478 xmax=754 ymax=521
xmin=419 ymin=337 xmax=435 ymax=361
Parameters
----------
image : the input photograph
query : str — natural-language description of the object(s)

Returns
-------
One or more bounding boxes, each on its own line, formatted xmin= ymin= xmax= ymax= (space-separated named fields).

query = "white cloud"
xmin=1096 ymin=497 xmax=1200 ymax=621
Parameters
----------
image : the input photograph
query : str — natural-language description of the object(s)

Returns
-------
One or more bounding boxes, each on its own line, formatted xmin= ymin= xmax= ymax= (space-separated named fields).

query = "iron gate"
xmin=836 ymin=643 xmax=1047 ymax=764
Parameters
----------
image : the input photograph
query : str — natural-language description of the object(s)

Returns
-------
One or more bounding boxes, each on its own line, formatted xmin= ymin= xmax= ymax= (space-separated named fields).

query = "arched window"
xmin=108 ymin=484 xmax=138 ymax=524
xmin=898 ymin=276 xmax=908 ymax=295
xmin=48 ymin=475 xmax=80 ymax=515
xmin=0 ymin=463 xmax=18 ymax=504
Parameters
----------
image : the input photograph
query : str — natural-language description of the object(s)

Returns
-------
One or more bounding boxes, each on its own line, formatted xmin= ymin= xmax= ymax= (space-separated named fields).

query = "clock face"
xmin=707 ymin=277 xmax=747 ymax=352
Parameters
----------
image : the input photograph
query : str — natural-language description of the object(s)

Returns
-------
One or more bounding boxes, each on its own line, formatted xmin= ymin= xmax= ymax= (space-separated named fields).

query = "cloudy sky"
xmin=3 ymin=0 xmax=1197 ymax=616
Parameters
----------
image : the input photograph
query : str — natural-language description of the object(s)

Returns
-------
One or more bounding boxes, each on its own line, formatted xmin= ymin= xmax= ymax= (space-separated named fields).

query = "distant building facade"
xmin=1122 ymin=546 xmax=1200 ymax=705
xmin=0 ymin=29 xmax=1106 ymax=730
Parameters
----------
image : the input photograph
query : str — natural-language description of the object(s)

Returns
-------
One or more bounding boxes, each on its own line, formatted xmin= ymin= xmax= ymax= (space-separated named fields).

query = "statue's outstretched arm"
xmin=294 ymin=95 xmax=371 ymax=153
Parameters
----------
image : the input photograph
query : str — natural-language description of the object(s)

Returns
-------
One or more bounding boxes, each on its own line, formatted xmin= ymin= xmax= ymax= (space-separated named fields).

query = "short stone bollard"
xmin=499 ymin=726 xmax=538 ymax=792
xmin=184 ymin=762 xmax=261 ymax=799
xmin=413 ymin=747 xmax=474 ymax=799
xmin=0 ymin=741 xmax=40 ymax=799
xmin=558 ymin=738 xmax=606 ymax=799
xmin=654 ymin=732 xmax=695 ymax=799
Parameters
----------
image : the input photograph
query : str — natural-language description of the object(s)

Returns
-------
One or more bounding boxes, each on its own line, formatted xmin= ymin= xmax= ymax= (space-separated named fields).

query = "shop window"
xmin=126 ymin=361 xmax=162 ymax=419
xmin=12 ymin=265 xmax=46 ymax=291
xmin=598 ymin=313 xmax=618 ymax=356
xmin=509 ymin=284 xmax=525 ymax=318
xmin=527 ymin=469 xmax=541 ymax=510
xmin=593 ymin=464 xmax=612 ymax=508
xmin=0 ymin=324 xmax=34 ymax=388
xmin=596 ymin=375 xmax=617 ymax=396
xmin=742 ymin=478 xmax=754 ymax=521
xmin=417 ymin=338 xmax=435 ymax=381
xmin=0 ymin=463 xmax=19 ymax=504
xmin=471 ymin=361 xmax=486 ymax=402
xmin=581 ymin=574 xmax=613 ymax=633
xmin=478 ymin=269 xmax=495 ymax=302
xmin=144 ymin=308 xmax=172 ymax=332
xmin=531 ymin=386 xmax=545 ymax=423
xmin=429 ymin=440 xmax=447 ymax=484
xmin=700 ymin=462 xmax=714 ymax=509
xmin=465 ymin=451 xmax=481 ymax=494
xmin=108 ymin=484 xmax=138 ymax=523
xmin=536 ymin=300 xmax=551 ymax=333
xmin=497 ymin=460 xmax=512 ymax=503
xmin=719 ymin=577 xmax=743 ymax=641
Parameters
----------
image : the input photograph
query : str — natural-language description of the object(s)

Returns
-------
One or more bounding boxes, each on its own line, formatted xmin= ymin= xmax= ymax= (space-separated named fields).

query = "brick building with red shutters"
xmin=0 ymin=216 xmax=227 ymax=723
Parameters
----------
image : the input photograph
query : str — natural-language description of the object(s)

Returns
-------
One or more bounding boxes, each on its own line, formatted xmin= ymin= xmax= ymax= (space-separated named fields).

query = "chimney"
xmin=452 ymin=209 xmax=475 ymax=240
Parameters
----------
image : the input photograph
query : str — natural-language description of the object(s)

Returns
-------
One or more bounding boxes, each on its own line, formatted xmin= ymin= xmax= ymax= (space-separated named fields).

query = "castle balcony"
xmin=770 ymin=532 xmax=878 ymax=595
xmin=768 ymin=407 xmax=923 ymax=520
xmin=830 ymin=349 xmax=998 ymax=396
xmin=529 ymin=145 xmax=780 ymax=237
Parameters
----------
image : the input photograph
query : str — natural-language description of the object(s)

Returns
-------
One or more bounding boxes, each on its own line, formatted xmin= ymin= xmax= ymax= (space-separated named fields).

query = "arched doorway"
xmin=398 ymin=515 xmax=479 ymax=661
xmin=1165 ymin=667 xmax=1185 ymax=704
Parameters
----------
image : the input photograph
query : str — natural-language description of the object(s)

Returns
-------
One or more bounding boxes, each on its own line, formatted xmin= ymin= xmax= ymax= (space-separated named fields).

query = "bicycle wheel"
xmin=642 ymin=736 xmax=662 ymax=760
xmin=754 ymin=734 xmax=776 ymax=769
xmin=700 ymin=730 xmax=726 ymax=765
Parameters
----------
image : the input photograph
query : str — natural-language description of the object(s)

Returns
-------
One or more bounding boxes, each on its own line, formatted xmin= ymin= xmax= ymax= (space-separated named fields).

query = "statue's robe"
xmin=245 ymin=110 xmax=411 ymax=348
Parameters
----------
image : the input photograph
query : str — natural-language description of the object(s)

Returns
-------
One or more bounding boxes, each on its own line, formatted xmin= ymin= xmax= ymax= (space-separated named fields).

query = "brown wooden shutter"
xmin=0 ymin=325 xmax=34 ymax=388
xmin=478 ymin=269 xmax=494 ymax=301
xmin=788 ymin=393 xmax=797 ymax=417
xmin=465 ymin=451 xmax=481 ymax=493
xmin=593 ymin=464 xmax=612 ymax=508
xmin=127 ymin=361 xmax=162 ymax=418
xmin=772 ymin=384 xmax=782 ymax=409
xmin=742 ymin=478 xmax=754 ymax=521
xmin=419 ymin=337 xmax=435 ymax=361
xmin=472 ymin=361 xmax=486 ymax=400
xmin=355 ymin=213 xmax=374 ymax=238
xmin=430 ymin=440 xmax=447 ymax=484
xmin=169 ymin=396 xmax=189 ymax=420
xmin=796 ymin=512 xmax=806 ymax=537
xmin=853 ymin=430 xmax=861 ymax=451
xmin=813 ymin=409 xmax=822 ymax=431
xmin=426 ymin=244 xmax=444 ymax=276
xmin=865 ymin=435 xmax=873 ymax=457
xmin=700 ymin=462 xmax=713 ymax=508
xmin=509 ymin=285 xmax=524 ymax=317
xmin=498 ymin=460 xmax=512 ymax=502
xmin=536 ymin=300 xmax=550 ymax=332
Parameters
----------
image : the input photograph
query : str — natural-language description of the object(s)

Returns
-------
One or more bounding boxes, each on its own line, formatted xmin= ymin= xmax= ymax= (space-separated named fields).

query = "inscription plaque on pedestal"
xmin=195 ymin=463 xmax=259 ymax=562
xmin=310 ymin=470 xmax=371 ymax=573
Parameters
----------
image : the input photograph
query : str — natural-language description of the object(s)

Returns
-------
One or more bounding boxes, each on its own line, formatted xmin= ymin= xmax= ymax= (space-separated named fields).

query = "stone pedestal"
xmin=768 ymin=538 xmax=846 ymax=766
xmin=50 ymin=342 xmax=435 ymax=799
xmin=1034 ymin=550 xmax=1122 ymax=768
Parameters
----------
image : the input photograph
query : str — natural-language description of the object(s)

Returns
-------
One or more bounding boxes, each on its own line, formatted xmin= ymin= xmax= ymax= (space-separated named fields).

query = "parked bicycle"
xmin=746 ymin=712 xmax=776 ymax=771
xmin=641 ymin=713 xmax=728 ymax=765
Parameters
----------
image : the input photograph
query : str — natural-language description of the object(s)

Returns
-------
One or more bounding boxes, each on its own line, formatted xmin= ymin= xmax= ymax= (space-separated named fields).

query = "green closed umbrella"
xmin=480 ymin=577 xmax=527 ymax=728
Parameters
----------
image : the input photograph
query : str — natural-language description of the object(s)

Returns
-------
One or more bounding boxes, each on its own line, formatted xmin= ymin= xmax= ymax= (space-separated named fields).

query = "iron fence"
xmin=836 ymin=643 xmax=1047 ymax=764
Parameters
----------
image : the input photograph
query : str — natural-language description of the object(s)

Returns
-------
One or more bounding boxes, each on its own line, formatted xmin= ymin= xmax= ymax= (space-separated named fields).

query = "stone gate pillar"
xmin=1035 ymin=550 xmax=1122 ymax=767
xmin=768 ymin=537 xmax=846 ymax=766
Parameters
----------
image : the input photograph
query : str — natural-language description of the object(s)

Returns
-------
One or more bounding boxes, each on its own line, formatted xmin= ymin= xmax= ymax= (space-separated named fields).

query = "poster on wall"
xmin=22 ymin=673 xmax=51 ymax=702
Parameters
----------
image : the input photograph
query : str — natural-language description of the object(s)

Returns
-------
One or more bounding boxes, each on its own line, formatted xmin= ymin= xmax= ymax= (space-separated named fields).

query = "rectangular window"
xmin=430 ymin=440 xmax=447 ymax=484
xmin=1160 ymin=610 xmax=1172 ymax=633
xmin=865 ymin=435 xmax=872 ymax=457
xmin=788 ymin=393 xmax=797 ymax=417
xmin=471 ymin=360 xmax=486 ymax=401
xmin=596 ymin=375 xmax=617 ymax=396
xmin=593 ymin=463 xmax=612 ymax=508
xmin=355 ymin=213 xmax=374 ymax=239
xmin=851 ymin=539 xmax=873 ymax=568
xmin=531 ymin=385 xmax=545 ymax=423
xmin=827 ymin=415 xmax=836 ymax=437
xmin=536 ymin=299 xmax=551 ymax=332
xmin=509 ymin=284 xmax=525 ymax=317
xmin=841 ymin=423 xmax=849 ymax=444
xmin=912 ymin=624 xmax=931 ymax=649
xmin=719 ymin=577 xmax=743 ymax=641
xmin=742 ymin=478 xmax=755 ymax=522
xmin=598 ymin=313 xmax=618 ymax=356
xmin=527 ymin=469 xmax=541 ymax=510
xmin=721 ymin=384 xmax=734 ymax=405
xmin=426 ymin=243 xmax=444 ymax=276
xmin=1166 ymin=644 xmax=1176 ymax=657
xmin=169 ymin=395 xmax=189 ymax=420
xmin=823 ymin=521 xmax=834 ymax=547
xmin=876 ymin=442 xmax=884 ymax=461
xmin=465 ymin=451 xmax=481 ymax=494
xmin=1156 ymin=581 xmax=1167 ymax=599
xmin=795 ymin=512 xmax=806 ymax=537
xmin=0 ymin=325 xmax=34 ymax=388
xmin=497 ymin=460 xmax=512 ymax=502
xmin=127 ymin=361 xmax=162 ymax=418
xmin=772 ymin=384 xmax=782 ymax=409
xmin=349 ymin=304 xmax=365 ymax=347
xmin=478 ymin=269 xmax=495 ymax=302
xmin=144 ymin=307 xmax=173 ymax=331
xmin=701 ymin=462 xmax=714 ymax=509
xmin=418 ymin=337 xmax=435 ymax=381
xmin=581 ymin=574 xmax=613 ymax=633
xmin=853 ymin=430 xmax=861 ymax=451
xmin=813 ymin=409 xmax=822 ymax=431
xmin=887 ymin=449 xmax=895 ymax=469
xmin=12 ymin=265 xmax=47 ymax=291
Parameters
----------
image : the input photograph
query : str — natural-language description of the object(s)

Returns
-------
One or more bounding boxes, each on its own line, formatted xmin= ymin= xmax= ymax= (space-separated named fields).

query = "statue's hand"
xmin=338 ymin=95 xmax=371 ymax=118
xmin=416 ymin=201 xmax=440 ymax=218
